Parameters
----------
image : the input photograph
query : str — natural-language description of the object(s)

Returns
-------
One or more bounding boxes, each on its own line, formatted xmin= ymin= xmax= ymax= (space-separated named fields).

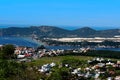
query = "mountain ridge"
xmin=0 ymin=26 xmax=120 ymax=38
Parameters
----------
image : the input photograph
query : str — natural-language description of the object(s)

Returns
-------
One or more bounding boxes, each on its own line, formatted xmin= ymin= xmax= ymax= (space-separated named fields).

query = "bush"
xmin=1 ymin=44 xmax=15 ymax=59
xmin=62 ymin=58 xmax=82 ymax=68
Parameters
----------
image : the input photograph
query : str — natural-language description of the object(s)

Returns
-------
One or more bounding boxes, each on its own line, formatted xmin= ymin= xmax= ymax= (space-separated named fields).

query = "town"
xmin=12 ymin=45 xmax=120 ymax=80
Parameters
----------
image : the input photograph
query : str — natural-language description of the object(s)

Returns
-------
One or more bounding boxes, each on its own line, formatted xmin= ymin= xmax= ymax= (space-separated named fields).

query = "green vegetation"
xmin=85 ymin=50 xmax=120 ymax=59
xmin=57 ymin=50 xmax=120 ymax=59
xmin=26 ymin=55 xmax=120 ymax=80
xmin=1 ymin=44 xmax=120 ymax=80
xmin=1 ymin=44 xmax=15 ymax=59
xmin=27 ymin=56 xmax=92 ymax=66
xmin=0 ymin=45 xmax=91 ymax=80
xmin=0 ymin=44 xmax=37 ymax=80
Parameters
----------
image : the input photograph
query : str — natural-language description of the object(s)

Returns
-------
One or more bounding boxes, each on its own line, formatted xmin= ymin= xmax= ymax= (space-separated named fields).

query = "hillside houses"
xmin=36 ymin=58 xmax=120 ymax=80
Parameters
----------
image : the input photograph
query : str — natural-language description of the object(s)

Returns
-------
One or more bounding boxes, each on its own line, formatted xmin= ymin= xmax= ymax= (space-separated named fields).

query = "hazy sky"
xmin=0 ymin=0 xmax=120 ymax=29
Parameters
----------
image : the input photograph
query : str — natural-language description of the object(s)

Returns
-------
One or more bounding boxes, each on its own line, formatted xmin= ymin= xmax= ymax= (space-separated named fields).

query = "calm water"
xmin=96 ymin=48 xmax=120 ymax=51
xmin=46 ymin=46 xmax=80 ymax=50
xmin=0 ymin=37 xmax=40 ymax=47
xmin=46 ymin=46 xmax=120 ymax=51
xmin=0 ymin=37 xmax=120 ymax=51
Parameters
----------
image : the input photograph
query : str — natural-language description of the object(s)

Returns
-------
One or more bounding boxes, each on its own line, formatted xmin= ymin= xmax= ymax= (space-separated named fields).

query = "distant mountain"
xmin=97 ymin=29 xmax=120 ymax=37
xmin=36 ymin=26 xmax=71 ymax=37
xmin=0 ymin=26 xmax=120 ymax=38
xmin=0 ymin=26 xmax=71 ymax=38
xmin=72 ymin=27 xmax=97 ymax=37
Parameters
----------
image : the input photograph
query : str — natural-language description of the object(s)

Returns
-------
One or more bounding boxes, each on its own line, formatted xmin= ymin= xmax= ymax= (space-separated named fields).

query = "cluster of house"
xmin=36 ymin=58 xmax=120 ymax=80
xmin=14 ymin=47 xmax=35 ymax=58
xmin=14 ymin=46 xmax=91 ymax=60
xmin=70 ymin=58 xmax=120 ymax=80
xmin=14 ymin=46 xmax=65 ymax=61
xmin=13 ymin=46 xmax=120 ymax=79
xmin=73 ymin=47 xmax=91 ymax=53
xmin=36 ymin=49 xmax=64 ymax=57
xmin=36 ymin=47 xmax=91 ymax=58
xmin=38 ymin=62 xmax=56 ymax=73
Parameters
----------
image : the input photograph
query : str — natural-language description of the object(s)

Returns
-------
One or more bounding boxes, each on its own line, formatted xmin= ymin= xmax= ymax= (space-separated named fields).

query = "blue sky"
xmin=0 ymin=0 xmax=120 ymax=29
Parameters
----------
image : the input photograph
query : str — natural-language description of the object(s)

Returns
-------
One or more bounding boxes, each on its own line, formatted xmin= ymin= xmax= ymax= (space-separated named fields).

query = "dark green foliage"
xmin=0 ymin=59 xmax=41 ymax=80
xmin=85 ymin=50 xmax=120 ymax=59
xmin=2 ymin=44 xmax=15 ymax=59
xmin=0 ymin=60 xmax=25 ymax=80
xmin=47 ymin=70 xmax=62 ymax=80
xmin=47 ymin=67 xmax=69 ymax=80
xmin=0 ymin=44 xmax=42 ymax=80
xmin=62 ymin=58 xmax=82 ymax=68
xmin=116 ymin=70 xmax=120 ymax=75
xmin=60 ymin=50 xmax=120 ymax=59
xmin=37 ymin=45 xmax=46 ymax=50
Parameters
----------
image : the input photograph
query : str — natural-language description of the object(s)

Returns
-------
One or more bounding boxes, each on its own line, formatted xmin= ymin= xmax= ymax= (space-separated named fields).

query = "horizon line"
xmin=0 ymin=25 xmax=120 ymax=31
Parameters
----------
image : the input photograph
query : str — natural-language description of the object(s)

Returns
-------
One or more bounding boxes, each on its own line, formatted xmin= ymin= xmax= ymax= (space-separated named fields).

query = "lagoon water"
xmin=0 ymin=36 xmax=120 ymax=51
xmin=47 ymin=46 xmax=120 ymax=51
xmin=0 ymin=37 xmax=40 ymax=47
xmin=96 ymin=48 xmax=120 ymax=51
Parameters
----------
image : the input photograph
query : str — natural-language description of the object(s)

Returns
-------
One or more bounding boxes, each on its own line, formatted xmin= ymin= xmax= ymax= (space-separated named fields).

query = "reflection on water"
xmin=0 ymin=37 xmax=40 ymax=47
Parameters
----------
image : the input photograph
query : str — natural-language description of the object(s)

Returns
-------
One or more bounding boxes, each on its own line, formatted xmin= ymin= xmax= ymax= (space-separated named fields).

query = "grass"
xmin=26 ymin=55 xmax=93 ymax=66
xmin=26 ymin=55 xmax=120 ymax=67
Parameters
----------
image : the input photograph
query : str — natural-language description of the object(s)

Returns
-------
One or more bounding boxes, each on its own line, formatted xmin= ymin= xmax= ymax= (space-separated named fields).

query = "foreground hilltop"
xmin=0 ymin=26 xmax=120 ymax=38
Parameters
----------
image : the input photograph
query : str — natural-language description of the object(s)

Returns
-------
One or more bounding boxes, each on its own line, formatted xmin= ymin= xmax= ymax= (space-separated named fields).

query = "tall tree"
xmin=2 ymin=44 xmax=15 ymax=59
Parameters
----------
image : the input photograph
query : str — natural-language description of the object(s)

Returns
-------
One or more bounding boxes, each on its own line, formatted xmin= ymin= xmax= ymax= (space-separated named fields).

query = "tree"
xmin=37 ymin=45 xmax=46 ymax=50
xmin=62 ymin=58 xmax=82 ymax=68
xmin=2 ymin=44 xmax=15 ymax=59
xmin=0 ymin=59 xmax=26 ymax=80
xmin=47 ymin=67 xmax=69 ymax=80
